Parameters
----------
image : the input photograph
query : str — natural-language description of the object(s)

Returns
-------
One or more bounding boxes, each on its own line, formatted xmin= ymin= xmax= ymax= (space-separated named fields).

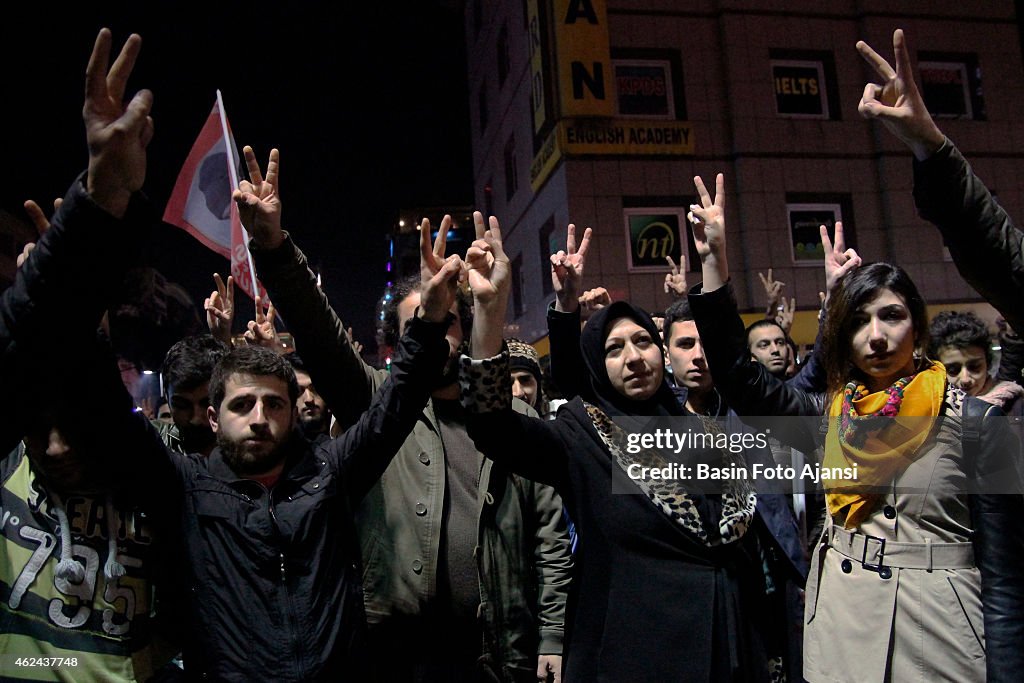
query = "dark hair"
xmin=662 ymin=298 xmax=694 ymax=343
xmin=745 ymin=319 xmax=786 ymax=350
xmin=821 ymin=262 xmax=929 ymax=395
xmin=928 ymin=311 xmax=994 ymax=365
xmin=209 ymin=346 xmax=299 ymax=410
xmin=377 ymin=274 xmax=472 ymax=348
xmin=285 ymin=353 xmax=309 ymax=374
xmin=110 ymin=268 xmax=203 ymax=372
xmin=162 ymin=334 xmax=230 ymax=397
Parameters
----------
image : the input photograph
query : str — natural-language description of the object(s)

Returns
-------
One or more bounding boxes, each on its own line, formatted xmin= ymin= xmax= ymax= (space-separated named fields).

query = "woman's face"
xmin=604 ymin=316 xmax=664 ymax=401
xmin=849 ymin=288 xmax=918 ymax=391
xmin=937 ymin=345 xmax=990 ymax=396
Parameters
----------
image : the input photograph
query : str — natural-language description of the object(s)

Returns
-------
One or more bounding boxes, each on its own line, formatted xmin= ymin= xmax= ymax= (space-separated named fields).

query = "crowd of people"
xmin=1 ymin=25 xmax=1022 ymax=683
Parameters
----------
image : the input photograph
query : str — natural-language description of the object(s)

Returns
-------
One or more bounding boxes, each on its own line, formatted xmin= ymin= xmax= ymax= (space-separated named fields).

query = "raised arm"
xmin=856 ymin=29 xmax=944 ymax=162
xmin=333 ymin=225 xmax=464 ymax=500
xmin=858 ymin=29 xmax=1024 ymax=331
xmin=241 ymin=147 xmax=379 ymax=427
xmin=548 ymin=224 xmax=593 ymax=401
xmin=461 ymin=212 xmax=571 ymax=488
xmin=687 ymin=174 xmax=823 ymax=450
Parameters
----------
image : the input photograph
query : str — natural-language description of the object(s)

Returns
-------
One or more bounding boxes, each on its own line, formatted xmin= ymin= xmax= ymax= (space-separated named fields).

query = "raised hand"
xmin=856 ymin=29 xmax=945 ymax=160
xmin=579 ymin=286 xmax=612 ymax=319
xmin=417 ymin=214 xmax=464 ymax=323
xmin=664 ymin=255 xmax=687 ymax=298
xmin=465 ymin=211 xmax=511 ymax=309
xmin=820 ymin=221 xmax=862 ymax=297
xmin=758 ymin=268 xmax=785 ymax=315
xmin=244 ymin=296 xmax=288 ymax=354
xmin=346 ymin=326 xmax=364 ymax=355
xmin=17 ymin=198 xmax=61 ymax=269
xmin=550 ymin=223 xmax=592 ymax=312
xmin=688 ymin=174 xmax=725 ymax=259
xmin=204 ymin=273 xmax=235 ymax=344
xmin=83 ymin=29 xmax=154 ymax=218
xmin=234 ymin=146 xmax=282 ymax=249
xmin=775 ymin=297 xmax=796 ymax=335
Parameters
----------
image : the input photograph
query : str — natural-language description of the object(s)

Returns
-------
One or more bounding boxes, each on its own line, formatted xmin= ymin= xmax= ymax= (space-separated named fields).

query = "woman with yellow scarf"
xmin=687 ymin=173 xmax=1023 ymax=682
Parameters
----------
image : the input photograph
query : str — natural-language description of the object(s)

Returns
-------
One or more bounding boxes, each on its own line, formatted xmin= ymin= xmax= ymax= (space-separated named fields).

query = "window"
xmin=613 ymin=59 xmax=674 ymax=118
xmin=538 ymin=216 xmax=556 ymax=295
xmin=478 ymin=84 xmax=489 ymax=132
xmin=769 ymin=50 xmax=840 ymax=120
xmin=784 ymin=193 xmax=854 ymax=266
xmin=917 ymin=52 xmax=985 ymax=120
xmin=504 ymin=135 xmax=518 ymax=201
xmin=610 ymin=49 xmax=686 ymax=120
xmin=622 ymin=207 xmax=688 ymax=273
xmin=497 ymin=23 xmax=510 ymax=88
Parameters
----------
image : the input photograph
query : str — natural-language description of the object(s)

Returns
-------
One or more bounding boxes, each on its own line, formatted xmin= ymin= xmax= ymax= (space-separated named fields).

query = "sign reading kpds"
xmin=554 ymin=0 xmax=614 ymax=118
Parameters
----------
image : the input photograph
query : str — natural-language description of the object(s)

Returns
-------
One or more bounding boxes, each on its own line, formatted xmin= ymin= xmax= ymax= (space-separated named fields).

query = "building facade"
xmin=464 ymin=0 xmax=1023 ymax=345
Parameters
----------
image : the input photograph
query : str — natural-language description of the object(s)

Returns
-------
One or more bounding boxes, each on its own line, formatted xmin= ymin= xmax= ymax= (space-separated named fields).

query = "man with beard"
xmin=158 ymin=334 xmax=229 ymax=455
xmin=248 ymin=193 xmax=572 ymax=681
xmin=86 ymin=233 xmax=460 ymax=679
xmin=286 ymin=354 xmax=332 ymax=439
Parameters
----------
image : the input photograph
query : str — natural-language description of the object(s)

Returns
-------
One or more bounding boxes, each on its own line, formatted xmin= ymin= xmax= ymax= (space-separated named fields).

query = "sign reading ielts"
xmin=772 ymin=61 xmax=827 ymax=118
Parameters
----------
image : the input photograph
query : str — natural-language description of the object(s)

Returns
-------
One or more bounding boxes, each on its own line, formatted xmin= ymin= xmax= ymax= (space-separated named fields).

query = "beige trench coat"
xmin=803 ymin=392 xmax=986 ymax=683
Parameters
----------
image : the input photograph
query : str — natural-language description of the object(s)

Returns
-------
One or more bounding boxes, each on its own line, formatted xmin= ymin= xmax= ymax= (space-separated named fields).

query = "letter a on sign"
xmin=564 ymin=0 xmax=598 ymax=23
xmin=554 ymin=0 xmax=614 ymax=117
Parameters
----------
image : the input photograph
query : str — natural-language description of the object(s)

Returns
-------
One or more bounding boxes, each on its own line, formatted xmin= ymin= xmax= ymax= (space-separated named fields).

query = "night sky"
xmin=1 ymin=3 xmax=472 ymax=352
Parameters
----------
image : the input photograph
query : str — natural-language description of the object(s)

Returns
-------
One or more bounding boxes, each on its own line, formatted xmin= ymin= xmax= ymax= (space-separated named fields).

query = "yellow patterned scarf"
xmin=824 ymin=362 xmax=946 ymax=528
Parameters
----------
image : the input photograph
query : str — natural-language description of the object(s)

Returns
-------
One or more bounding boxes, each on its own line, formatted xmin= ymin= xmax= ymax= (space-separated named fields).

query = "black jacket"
xmin=913 ymin=138 xmax=1024 ymax=333
xmin=121 ymin=315 xmax=450 ymax=682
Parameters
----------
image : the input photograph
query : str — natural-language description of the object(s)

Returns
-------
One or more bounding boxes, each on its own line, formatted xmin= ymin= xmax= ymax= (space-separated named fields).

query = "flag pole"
xmin=216 ymin=89 xmax=261 ymax=303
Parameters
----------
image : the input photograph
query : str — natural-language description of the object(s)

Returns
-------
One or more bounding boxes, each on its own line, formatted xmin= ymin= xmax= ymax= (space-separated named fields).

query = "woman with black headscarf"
xmin=458 ymin=214 xmax=799 ymax=682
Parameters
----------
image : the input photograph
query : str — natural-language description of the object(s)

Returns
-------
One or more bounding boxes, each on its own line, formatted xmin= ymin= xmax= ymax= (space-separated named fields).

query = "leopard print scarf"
xmin=586 ymin=403 xmax=756 ymax=546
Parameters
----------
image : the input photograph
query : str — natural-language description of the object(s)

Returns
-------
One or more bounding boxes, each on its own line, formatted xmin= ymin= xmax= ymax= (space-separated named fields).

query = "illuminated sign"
xmin=919 ymin=61 xmax=973 ymax=119
xmin=553 ymin=0 xmax=614 ymax=117
xmin=614 ymin=59 xmax=674 ymax=118
xmin=559 ymin=119 xmax=693 ymax=155
xmin=772 ymin=59 xmax=827 ymax=118
xmin=787 ymin=203 xmax=840 ymax=265
xmin=624 ymin=209 xmax=685 ymax=272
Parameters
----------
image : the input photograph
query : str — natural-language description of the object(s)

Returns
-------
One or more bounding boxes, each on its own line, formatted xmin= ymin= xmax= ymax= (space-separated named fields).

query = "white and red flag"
xmin=163 ymin=91 xmax=266 ymax=302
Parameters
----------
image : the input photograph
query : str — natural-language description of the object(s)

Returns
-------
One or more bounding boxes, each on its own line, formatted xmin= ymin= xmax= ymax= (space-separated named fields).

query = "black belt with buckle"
xmin=860 ymin=533 xmax=888 ymax=574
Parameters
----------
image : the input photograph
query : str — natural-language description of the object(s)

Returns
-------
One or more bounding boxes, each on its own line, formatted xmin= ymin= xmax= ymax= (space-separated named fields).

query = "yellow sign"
xmin=558 ymin=118 xmax=694 ymax=155
xmin=553 ymin=0 xmax=614 ymax=117
xmin=530 ymin=128 xmax=563 ymax=192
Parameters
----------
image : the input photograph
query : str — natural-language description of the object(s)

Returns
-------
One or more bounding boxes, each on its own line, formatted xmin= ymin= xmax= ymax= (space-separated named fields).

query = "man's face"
xmin=209 ymin=373 xmax=295 ymax=476
xmin=665 ymin=320 xmax=713 ymax=394
xmin=294 ymin=369 xmax=330 ymax=435
xmin=168 ymin=381 xmax=215 ymax=454
xmin=511 ymin=370 xmax=539 ymax=408
xmin=748 ymin=324 xmax=790 ymax=377
xmin=397 ymin=290 xmax=463 ymax=387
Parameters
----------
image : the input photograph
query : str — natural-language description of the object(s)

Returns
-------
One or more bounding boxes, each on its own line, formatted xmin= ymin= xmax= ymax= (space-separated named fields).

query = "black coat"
xmin=107 ymin=316 xmax=449 ymax=681
xmin=467 ymin=391 xmax=799 ymax=683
